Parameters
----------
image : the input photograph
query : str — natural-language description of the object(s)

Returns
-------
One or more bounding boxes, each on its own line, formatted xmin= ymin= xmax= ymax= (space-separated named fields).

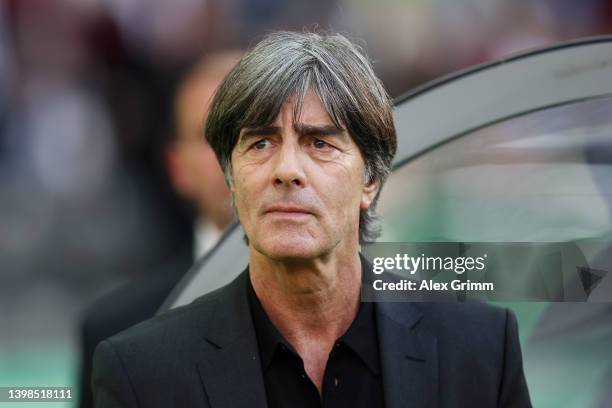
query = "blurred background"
xmin=0 ymin=0 xmax=611 ymax=407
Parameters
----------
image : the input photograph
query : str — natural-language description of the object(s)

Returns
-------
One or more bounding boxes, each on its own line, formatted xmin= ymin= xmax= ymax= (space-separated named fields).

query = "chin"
xmin=254 ymin=233 xmax=326 ymax=261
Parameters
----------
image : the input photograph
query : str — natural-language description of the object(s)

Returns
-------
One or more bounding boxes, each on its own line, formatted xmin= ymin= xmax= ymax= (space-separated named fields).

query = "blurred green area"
xmin=0 ymin=343 xmax=76 ymax=408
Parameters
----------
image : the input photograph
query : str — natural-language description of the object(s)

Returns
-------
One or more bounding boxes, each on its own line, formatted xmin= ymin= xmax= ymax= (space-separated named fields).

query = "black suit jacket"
xmin=92 ymin=268 xmax=532 ymax=408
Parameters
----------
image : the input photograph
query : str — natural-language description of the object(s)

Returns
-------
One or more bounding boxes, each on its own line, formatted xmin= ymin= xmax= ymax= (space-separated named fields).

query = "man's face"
xmin=231 ymin=89 xmax=379 ymax=261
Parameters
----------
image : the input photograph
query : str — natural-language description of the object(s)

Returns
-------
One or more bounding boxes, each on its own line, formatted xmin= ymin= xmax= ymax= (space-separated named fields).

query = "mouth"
xmin=264 ymin=204 xmax=314 ymax=218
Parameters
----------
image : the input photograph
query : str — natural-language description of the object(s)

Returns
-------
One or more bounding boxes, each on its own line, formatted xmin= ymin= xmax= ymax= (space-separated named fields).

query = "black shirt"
xmin=247 ymin=277 xmax=385 ymax=408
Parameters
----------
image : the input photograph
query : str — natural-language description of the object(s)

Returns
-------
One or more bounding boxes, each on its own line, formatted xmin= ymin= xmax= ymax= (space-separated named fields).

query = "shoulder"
xmin=91 ymin=279 xmax=232 ymax=408
xmin=93 ymin=271 xmax=242 ymax=375
xmin=82 ymin=250 xmax=192 ymax=343
xmin=82 ymin=273 xmax=183 ymax=341
xmin=91 ymin=277 xmax=237 ymax=405
xmin=409 ymin=302 xmax=530 ymax=405
xmin=415 ymin=301 xmax=512 ymax=342
xmin=105 ymin=280 xmax=228 ymax=351
xmin=412 ymin=301 xmax=517 ymax=369
xmin=417 ymin=300 xmax=509 ymax=329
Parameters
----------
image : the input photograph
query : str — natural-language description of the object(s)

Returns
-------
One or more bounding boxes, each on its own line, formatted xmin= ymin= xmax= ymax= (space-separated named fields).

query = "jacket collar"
xmin=196 ymin=270 xmax=269 ymax=408
xmin=376 ymin=301 xmax=439 ymax=408
xmin=364 ymin=255 xmax=439 ymax=408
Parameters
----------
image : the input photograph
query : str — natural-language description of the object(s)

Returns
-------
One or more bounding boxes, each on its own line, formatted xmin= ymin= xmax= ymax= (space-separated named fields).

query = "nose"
xmin=272 ymin=138 xmax=306 ymax=188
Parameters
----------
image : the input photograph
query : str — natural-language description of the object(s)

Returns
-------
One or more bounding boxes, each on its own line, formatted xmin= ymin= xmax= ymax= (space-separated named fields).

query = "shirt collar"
xmin=247 ymin=260 xmax=381 ymax=375
xmin=337 ymin=297 xmax=380 ymax=375
xmin=247 ymin=278 xmax=294 ymax=369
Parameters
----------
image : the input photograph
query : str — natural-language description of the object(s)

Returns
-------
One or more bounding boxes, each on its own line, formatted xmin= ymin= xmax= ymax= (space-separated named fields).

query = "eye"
xmin=253 ymin=139 xmax=271 ymax=150
xmin=313 ymin=139 xmax=331 ymax=149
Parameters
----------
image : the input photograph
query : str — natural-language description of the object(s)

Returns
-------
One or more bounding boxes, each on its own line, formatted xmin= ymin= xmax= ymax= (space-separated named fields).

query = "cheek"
xmin=231 ymin=170 xmax=258 ymax=220
xmin=317 ymin=162 xmax=364 ymax=216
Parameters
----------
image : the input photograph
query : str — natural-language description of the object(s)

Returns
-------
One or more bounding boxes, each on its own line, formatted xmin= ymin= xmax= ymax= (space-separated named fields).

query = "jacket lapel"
xmin=376 ymin=301 xmax=439 ymax=408
xmin=196 ymin=271 xmax=268 ymax=408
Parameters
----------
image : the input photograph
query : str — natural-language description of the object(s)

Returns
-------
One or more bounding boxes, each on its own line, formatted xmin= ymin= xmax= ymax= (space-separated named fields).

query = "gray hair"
xmin=205 ymin=31 xmax=397 ymax=242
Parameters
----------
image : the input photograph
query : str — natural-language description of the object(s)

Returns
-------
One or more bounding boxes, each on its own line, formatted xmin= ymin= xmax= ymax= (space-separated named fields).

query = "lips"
xmin=264 ymin=204 xmax=313 ymax=215
xmin=260 ymin=199 xmax=320 ymax=219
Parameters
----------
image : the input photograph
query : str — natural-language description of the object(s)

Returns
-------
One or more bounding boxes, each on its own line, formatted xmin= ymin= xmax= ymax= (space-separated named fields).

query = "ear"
xmin=360 ymin=179 xmax=380 ymax=210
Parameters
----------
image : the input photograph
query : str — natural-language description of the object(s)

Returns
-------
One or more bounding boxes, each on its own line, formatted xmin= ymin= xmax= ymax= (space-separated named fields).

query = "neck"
xmin=248 ymin=247 xmax=362 ymax=349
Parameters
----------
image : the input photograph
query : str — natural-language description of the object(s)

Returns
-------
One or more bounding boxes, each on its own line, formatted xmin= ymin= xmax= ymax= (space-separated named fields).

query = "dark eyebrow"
xmin=237 ymin=124 xmax=346 ymax=146
xmin=294 ymin=124 xmax=345 ymax=137
xmin=238 ymin=126 xmax=281 ymax=145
